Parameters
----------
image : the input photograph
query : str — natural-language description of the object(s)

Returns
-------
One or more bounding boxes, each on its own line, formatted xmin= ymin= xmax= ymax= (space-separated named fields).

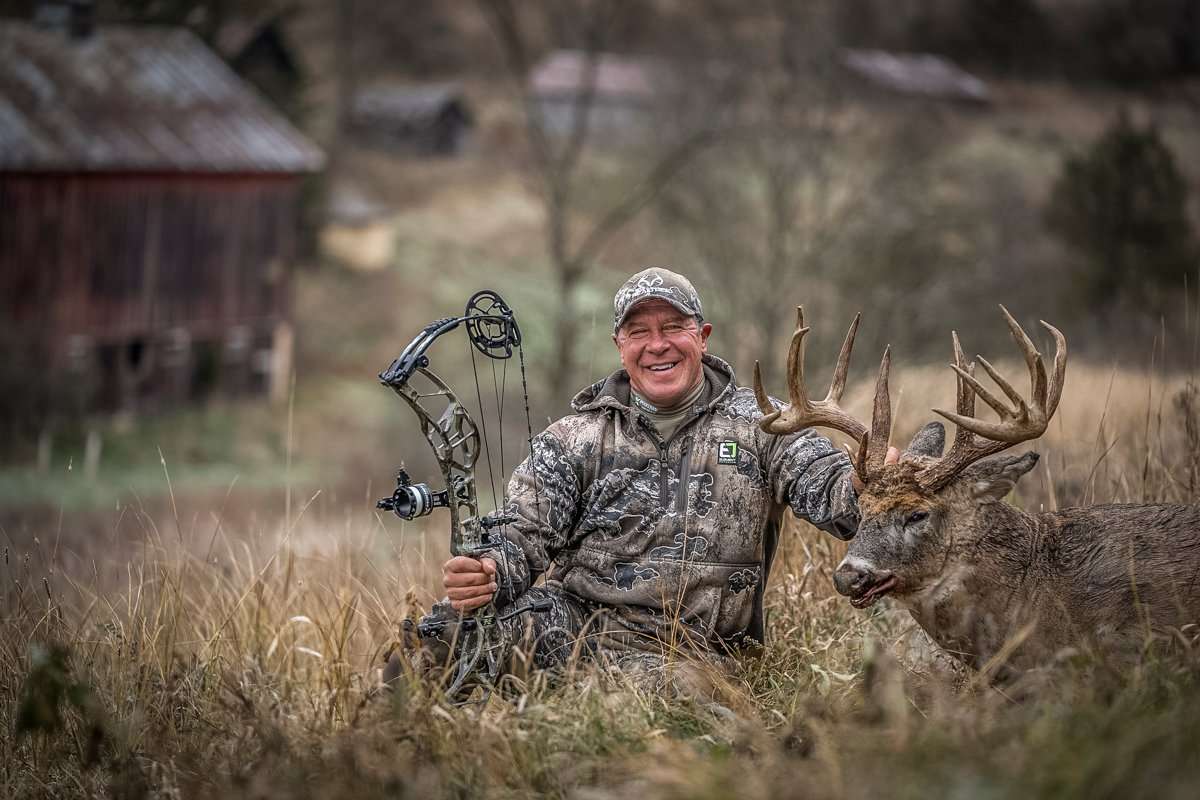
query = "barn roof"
xmin=0 ymin=21 xmax=324 ymax=173
xmin=529 ymin=50 xmax=668 ymax=101
xmin=841 ymin=49 xmax=990 ymax=104
xmin=530 ymin=48 xmax=990 ymax=107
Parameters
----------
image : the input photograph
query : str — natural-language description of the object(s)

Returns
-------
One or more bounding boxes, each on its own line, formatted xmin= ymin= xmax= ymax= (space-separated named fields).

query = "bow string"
xmin=377 ymin=289 xmax=543 ymax=700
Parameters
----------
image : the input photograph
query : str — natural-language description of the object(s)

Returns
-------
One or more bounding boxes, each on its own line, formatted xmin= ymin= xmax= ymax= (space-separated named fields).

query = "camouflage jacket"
xmin=484 ymin=355 xmax=859 ymax=652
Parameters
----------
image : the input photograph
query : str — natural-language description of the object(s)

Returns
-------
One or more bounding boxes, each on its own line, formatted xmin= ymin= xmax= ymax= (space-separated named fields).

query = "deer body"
xmin=756 ymin=305 xmax=1200 ymax=678
xmin=884 ymin=491 xmax=1200 ymax=672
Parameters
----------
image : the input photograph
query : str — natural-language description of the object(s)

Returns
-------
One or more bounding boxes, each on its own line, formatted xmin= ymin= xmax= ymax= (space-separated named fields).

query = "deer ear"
xmin=904 ymin=422 xmax=945 ymax=459
xmin=969 ymin=452 xmax=1040 ymax=504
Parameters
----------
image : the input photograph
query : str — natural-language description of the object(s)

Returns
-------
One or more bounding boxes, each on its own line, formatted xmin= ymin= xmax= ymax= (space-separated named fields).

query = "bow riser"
xmin=388 ymin=366 xmax=483 ymax=555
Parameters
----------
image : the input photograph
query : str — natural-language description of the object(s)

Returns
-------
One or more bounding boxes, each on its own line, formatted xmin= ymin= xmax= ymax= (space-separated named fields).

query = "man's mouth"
xmin=646 ymin=362 xmax=679 ymax=373
xmin=850 ymin=574 xmax=899 ymax=608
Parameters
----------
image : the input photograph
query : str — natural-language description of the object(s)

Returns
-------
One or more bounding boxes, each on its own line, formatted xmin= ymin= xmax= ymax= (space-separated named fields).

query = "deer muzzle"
xmin=834 ymin=557 xmax=898 ymax=608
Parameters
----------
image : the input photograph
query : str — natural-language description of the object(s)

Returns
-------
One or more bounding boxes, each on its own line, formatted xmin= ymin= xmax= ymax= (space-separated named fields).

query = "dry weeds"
xmin=4 ymin=360 xmax=1200 ymax=799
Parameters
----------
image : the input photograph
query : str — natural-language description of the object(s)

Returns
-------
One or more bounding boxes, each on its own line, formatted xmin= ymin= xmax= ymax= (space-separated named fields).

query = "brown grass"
xmin=4 ymin=359 xmax=1200 ymax=798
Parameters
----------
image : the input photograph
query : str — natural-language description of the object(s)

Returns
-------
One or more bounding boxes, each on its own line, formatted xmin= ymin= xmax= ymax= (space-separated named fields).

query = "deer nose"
xmin=834 ymin=558 xmax=876 ymax=597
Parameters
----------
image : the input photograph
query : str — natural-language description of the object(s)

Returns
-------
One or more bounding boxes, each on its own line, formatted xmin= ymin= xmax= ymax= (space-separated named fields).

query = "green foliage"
xmin=1073 ymin=0 xmax=1200 ymax=83
xmin=16 ymin=642 xmax=107 ymax=767
xmin=899 ymin=0 xmax=1199 ymax=81
xmin=1045 ymin=113 xmax=1197 ymax=309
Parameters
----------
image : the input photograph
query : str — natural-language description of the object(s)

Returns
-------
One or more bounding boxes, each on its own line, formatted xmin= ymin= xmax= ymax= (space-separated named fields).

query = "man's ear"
xmin=968 ymin=451 xmax=1040 ymax=504
xmin=699 ymin=321 xmax=712 ymax=350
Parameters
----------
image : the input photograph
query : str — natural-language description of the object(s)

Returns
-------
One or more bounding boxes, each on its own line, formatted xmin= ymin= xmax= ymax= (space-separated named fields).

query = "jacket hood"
xmin=570 ymin=354 xmax=738 ymax=418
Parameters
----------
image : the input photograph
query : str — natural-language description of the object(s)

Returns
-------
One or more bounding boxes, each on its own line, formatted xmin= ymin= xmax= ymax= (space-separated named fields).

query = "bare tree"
xmin=656 ymin=0 xmax=939 ymax=383
xmin=477 ymin=0 xmax=717 ymax=406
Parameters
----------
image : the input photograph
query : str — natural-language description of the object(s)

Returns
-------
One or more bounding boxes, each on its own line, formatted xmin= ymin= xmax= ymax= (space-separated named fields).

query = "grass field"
xmin=5 ymin=353 xmax=1200 ymax=799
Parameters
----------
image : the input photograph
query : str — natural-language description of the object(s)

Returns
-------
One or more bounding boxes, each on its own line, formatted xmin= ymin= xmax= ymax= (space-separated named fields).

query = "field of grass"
xmin=5 ymin=352 xmax=1200 ymax=799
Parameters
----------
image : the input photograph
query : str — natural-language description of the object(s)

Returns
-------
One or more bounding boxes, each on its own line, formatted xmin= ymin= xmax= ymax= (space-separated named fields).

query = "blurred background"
xmin=2 ymin=0 xmax=1200 ymax=559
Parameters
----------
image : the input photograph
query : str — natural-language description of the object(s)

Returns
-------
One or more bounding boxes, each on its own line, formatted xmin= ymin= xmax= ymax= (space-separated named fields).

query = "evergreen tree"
xmin=1045 ymin=112 xmax=1196 ymax=307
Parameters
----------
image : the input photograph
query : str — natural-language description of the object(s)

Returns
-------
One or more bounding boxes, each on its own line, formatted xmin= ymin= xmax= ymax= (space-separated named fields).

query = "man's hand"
xmin=851 ymin=446 xmax=901 ymax=493
xmin=443 ymin=556 xmax=498 ymax=612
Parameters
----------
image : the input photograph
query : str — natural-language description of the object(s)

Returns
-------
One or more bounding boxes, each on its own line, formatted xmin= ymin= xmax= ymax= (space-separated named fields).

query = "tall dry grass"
xmin=4 ymin=358 xmax=1200 ymax=798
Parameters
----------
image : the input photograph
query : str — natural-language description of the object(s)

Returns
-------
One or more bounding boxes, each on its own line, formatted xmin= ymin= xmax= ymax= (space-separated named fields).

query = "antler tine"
xmin=827 ymin=312 xmax=861 ymax=404
xmin=1041 ymin=319 xmax=1068 ymax=415
xmin=864 ymin=345 xmax=893 ymax=476
xmin=785 ymin=307 xmax=811 ymax=410
xmin=919 ymin=309 xmax=1068 ymax=492
xmin=947 ymin=361 xmax=1013 ymax=422
xmin=952 ymin=331 xmax=974 ymax=419
xmin=855 ymin=433 xmax=871 ymax=481
xmin=1000 ymin=304 xmax=1048 ymax=410
xmin=752 ymin=360 xmax=779 ymax=422
xmin=946 ymin=331 xmax=976 ymax=451
xmin=755 ymin=309 xmax=868 ymax=447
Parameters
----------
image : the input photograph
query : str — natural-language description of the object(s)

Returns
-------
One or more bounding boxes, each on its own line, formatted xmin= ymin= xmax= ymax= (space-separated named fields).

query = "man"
xmin=398 ymin=267 xmax=869 ymax=692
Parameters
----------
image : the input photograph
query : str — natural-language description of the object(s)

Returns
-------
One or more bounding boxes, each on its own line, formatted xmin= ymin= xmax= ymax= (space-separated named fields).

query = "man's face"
xmin=614 ymin=299 xmax=712 ymax=408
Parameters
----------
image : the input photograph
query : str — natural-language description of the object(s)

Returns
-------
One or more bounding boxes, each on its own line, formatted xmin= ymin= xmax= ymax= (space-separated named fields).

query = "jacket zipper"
xmin=676 ymin=435 xmax=693 ymax=514
xmin=658 ymin=440 xmax=670 ymax=510
xmin=638 ymin=416 xmax=671 ymax=511
xmin=642 ymin=409 xmax=705 ymax=513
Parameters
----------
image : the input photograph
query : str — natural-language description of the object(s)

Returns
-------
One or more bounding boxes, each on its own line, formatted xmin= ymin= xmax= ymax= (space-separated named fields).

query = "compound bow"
xmin=377 ymin=290 xmax=545 ymax=700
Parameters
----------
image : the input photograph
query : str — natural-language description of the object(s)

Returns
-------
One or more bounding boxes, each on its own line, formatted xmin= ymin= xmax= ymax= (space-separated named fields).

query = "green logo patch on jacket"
xmin=717 ymin=441 xmax=739 ymax=464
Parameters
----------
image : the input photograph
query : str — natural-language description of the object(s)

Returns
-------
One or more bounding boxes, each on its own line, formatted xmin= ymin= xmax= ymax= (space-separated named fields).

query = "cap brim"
xmin=614 ymin=295 xmax=698 ymax=331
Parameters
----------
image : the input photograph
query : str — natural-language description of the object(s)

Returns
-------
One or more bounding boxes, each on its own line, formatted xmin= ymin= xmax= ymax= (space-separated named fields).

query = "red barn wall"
xmin=0 ymin=173 xmax=302 ymax=411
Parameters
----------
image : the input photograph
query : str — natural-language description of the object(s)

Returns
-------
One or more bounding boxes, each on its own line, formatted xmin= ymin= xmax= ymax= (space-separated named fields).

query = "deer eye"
xmin=905 ymin=510 xmax=929 ymax=527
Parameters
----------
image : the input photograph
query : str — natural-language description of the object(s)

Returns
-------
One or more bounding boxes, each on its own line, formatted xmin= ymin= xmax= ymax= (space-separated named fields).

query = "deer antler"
xmin=916 ymin=306 xmax=1067 ymax=492
xmin=753 ymin=307 xmax=894 ymax=481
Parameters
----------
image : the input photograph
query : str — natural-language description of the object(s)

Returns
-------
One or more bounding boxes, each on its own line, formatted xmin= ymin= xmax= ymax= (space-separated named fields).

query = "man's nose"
xmin=645 ymin=331 xmax=671 ymax=351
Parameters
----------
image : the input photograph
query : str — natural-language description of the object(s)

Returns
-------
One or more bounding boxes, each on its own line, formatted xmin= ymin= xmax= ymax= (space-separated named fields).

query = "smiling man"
xmin=395 ymin=267 xmax=865 ymax=695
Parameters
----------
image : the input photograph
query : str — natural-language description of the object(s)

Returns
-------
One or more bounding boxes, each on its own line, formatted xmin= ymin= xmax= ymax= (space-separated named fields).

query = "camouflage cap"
xmin=612 ymin=267 xmax=704 ymax=332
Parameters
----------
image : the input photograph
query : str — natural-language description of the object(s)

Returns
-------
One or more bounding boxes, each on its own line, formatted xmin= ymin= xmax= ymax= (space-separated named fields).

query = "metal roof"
xmin=0 ymin=21 xmax=325 ymax=173
xmin=351 ymin=84 xmax=471 ymax=128
xmin=841 ymin=49 xmax=990 ymax=104
xmin=529 ymin=50 xmax=668 ymax=101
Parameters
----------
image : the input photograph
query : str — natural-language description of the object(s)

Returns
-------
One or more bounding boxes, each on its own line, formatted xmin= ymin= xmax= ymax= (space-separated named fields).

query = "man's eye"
xmin=905 ymin=510 xmax=929 ymax=527
xmin=662 ymin=325 xmax=683 ymax=335
xmin=626 ymin=329 xmax=648 ymax=339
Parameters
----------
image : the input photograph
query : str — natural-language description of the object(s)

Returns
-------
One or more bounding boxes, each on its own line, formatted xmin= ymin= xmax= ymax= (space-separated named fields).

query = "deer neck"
xmin=901 ymin=501 xmax=1043 ymax=670
xmin=966 ymin=500 xmax=1043 ymax=582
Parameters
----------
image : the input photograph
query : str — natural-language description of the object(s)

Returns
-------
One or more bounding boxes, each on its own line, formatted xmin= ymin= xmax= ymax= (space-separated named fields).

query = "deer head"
xmin=754 ymin=306 xmax=1067 ymax=609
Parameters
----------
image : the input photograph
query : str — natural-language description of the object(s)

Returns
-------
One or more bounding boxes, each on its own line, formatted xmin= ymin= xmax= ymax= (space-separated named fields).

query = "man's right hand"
xmin=442 ymin=556 xmax=498 ymax=612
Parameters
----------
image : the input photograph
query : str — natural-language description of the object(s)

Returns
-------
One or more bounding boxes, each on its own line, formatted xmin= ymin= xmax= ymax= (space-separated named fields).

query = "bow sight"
xmin=378 ymin=468 xmax=451 ymax=520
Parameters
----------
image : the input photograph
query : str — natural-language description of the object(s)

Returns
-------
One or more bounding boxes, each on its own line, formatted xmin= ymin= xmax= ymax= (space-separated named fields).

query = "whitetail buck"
xmin=755 ymin=307 xmax=1200 ymax=677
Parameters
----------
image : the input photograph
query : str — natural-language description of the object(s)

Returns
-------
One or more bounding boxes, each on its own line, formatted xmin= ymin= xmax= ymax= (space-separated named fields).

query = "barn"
xmin=528 ymin=50 xmax=669 ymax=143
xmin=0 ymin=16 xmax=324 ymax=421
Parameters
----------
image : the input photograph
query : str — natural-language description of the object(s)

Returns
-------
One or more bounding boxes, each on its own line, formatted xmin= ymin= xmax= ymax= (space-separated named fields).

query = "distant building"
xmin=0 ymin=15 xmax=324 ymax=415
xmin=527 ymin=48 xmax=989 ymax=145
xmin=840 ymin=49 xmax=990 ymax=105
xmin=528 ymin=50 xmax=673 ymax=142
xmin=350 ymin=84 xmax=474 ymax=156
